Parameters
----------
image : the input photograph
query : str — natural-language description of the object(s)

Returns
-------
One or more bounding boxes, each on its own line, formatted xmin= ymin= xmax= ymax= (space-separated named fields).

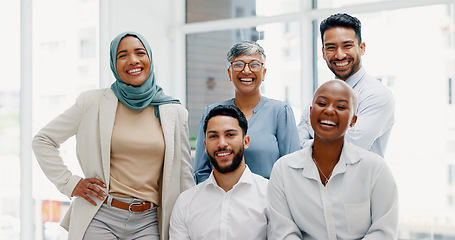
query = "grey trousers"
xmin=83 ymin=195 xmax=160 ymax=240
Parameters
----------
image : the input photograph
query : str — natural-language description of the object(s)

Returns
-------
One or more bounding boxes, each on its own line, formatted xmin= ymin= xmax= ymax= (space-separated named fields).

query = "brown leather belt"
xmin=104 ymin=198 xmax=155 ymax=212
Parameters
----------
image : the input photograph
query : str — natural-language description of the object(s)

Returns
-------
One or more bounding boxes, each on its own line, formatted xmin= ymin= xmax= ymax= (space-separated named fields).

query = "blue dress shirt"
xmin=194 ymin=97 xmax=300 ymax=184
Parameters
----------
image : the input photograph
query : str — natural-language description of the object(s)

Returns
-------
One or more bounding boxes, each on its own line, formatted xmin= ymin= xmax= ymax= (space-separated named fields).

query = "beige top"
xmin=109 ymin=101 xmax=165 ymax=205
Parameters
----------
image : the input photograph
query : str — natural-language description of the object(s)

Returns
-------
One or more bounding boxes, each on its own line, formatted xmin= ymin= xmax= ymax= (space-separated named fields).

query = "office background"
xmin=1 ymin=0 xmax=454 ymax=239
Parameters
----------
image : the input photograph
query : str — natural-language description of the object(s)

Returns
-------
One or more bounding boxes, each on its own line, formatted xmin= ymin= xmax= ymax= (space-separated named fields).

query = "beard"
xmin=328 ymin=57 xmax=361 ymax=80
xmin=208 ymin=147 xmax=244 ymax=174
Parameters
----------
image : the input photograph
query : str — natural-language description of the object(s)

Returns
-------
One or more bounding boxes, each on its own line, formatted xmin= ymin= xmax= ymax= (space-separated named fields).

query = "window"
xmin=186 ymin=0 xmax=299 ymax=23
xmin=0 ymin=1 xmax=21 ymax=239
xmin=186 ymin=22 xmax=301 ymax=138
xmin=30 ymin=0 xmax=100 ymax=239
xmin=317 ymin=0 xmax=395 ymax=9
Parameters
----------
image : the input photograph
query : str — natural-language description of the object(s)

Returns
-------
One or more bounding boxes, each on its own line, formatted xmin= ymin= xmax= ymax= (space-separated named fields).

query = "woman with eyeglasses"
xmin=32 ymin=32 xmax=194 ymax=240
xmin=193 ymin=41 xmax=300 ymax=184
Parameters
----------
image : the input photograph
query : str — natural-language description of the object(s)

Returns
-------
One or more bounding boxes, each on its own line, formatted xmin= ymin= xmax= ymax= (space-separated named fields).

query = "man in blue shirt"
xmin=297 ymin=13 xmax=395 ymax=157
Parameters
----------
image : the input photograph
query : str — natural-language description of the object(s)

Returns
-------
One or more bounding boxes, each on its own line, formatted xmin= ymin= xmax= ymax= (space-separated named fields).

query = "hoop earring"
xmin=305 ymin=116 xmax=309 ymax=125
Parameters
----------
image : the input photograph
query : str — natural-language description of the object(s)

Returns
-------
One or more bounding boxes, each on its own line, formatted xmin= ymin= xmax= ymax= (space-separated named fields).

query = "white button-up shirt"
xmin=298 ymin=67 xmax=395 ymax=157
xmin=170 ymin=166 xmax=269 ymax=240
xmin=268 ymin=141 xmax=399 ymax=240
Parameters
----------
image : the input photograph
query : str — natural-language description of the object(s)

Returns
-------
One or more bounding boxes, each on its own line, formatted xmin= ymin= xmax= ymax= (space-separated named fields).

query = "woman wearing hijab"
xmin=268 ymin=80 xmax=398 ymax=239
xmin=32 ymin=32 xmax=194 ymax=240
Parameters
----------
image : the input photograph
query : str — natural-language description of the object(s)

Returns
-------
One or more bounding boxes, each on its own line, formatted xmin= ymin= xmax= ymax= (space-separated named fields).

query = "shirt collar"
xmin=288 ymin=140 xmax=363 ymax=179
xmin=253 ymin=96 xmax=267 ymax=113
xmin=205 ymin=165 xmax=254 ymax=188
xmin=344 ymin=66 xmax=366 ymax=89
xmin=228 ymin=96 xmax=267 ymax=114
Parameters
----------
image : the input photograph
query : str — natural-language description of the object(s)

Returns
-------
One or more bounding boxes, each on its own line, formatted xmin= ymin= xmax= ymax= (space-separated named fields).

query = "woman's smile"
xmin=126 ymin=67 xmax=144 ymax=75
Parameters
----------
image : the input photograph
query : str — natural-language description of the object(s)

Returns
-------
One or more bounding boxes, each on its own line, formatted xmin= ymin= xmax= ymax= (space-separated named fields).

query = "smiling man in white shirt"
xmin=170 ymin=105 xmax=269 ymax=240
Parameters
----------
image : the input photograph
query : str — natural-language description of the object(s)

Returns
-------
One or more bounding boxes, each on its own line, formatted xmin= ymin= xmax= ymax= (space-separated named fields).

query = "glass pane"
xmin=186 ymin=0 xmax=300 ymax=23
xmin=0 ymin=1 xmax=21 ymax=239
xmin=186 ymin=22 xmax=301 ymax=142
xmin=316 ymin=5 xmax=455 ymax=239
xmin=317 ymin=0 xmax=395 ymax=9
xmin=32 ymin=0 xmax=99 ymax=239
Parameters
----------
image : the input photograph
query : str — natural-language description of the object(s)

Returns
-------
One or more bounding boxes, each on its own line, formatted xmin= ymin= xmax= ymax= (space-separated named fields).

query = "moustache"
xmin=330 ymin=57 xmax=353 ymax=63
xmin=214 ymin=148 xmax=232 ymax=154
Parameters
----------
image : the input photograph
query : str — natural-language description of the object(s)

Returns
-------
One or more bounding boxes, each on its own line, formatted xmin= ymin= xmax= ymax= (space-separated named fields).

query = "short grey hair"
xmin=226 ymin=41 xmax=266 ymax=63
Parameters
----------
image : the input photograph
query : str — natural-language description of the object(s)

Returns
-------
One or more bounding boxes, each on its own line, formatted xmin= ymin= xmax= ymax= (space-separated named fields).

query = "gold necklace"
xmin=312 ymin=156 xmax=332 ymax=185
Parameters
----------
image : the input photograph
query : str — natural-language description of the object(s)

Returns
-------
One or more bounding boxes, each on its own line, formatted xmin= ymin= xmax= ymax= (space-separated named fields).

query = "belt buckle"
xmin=128 ymin=201 xmax=145 ymax=212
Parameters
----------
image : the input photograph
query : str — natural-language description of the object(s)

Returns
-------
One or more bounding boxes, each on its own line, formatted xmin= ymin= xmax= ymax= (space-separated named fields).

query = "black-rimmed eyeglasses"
xmin=230 ymin=60 xmax=264 ymax=72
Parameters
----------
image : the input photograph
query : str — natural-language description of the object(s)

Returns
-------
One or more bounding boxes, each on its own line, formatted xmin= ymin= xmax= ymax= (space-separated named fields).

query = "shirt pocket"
xmin=344 ymin=200 xmax=370 ymax=236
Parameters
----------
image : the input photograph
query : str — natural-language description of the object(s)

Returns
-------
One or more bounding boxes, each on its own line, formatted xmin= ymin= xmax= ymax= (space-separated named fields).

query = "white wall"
xmin=99 ymin=0 xmax=186 ymax=104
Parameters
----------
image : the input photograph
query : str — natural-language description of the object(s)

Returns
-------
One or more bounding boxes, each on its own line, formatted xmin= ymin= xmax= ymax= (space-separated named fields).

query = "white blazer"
xmin=32 ymin=88 xmax=195 ymax=240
